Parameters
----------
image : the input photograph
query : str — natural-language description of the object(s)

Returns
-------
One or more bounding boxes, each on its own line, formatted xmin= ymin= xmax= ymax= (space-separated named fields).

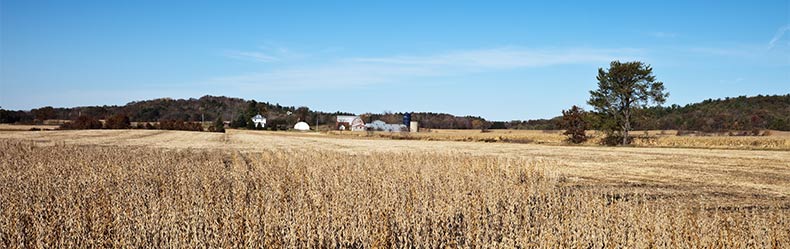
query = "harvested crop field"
xmin=1 ymin=129 xmax=788 ymax=247
xmin=327 ymin=129 xmax=790 ymax=150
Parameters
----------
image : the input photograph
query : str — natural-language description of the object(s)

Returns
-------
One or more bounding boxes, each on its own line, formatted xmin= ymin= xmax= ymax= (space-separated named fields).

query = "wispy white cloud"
xmin=211 ymin=47 xmax=644 ymax=90
xmin=768 ymin=24 xmax=790 ymax=49
xmin=680 ymin=43 xmax=789 ymax=65
xmin=351 ymin=47 xmax=642 ymax=69
xmin=212 ymin=63 xmax=439 ymax=90
xmin=222 ymin=46 xmax=307 ymax=63
xmin=223 ymin=50 xmax=280 ymax=62
xmin=647 ymin=32 xmax=678 ymax=38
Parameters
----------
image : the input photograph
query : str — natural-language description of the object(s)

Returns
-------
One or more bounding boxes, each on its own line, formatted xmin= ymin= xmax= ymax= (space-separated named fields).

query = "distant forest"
xmin=0 ymin=95 xmax=488 ymax=130
xmin=1 ymin=94 xmax=789 ymax=131
xmin=631 ymin=94 xmax=790 ymax=132
xmin=502 ymin=94 xmax=790 ymax=131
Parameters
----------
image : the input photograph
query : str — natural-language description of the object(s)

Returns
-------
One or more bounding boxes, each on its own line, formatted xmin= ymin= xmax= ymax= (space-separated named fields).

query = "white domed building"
xmin=294 ymin=121 xmax=311 ymax=131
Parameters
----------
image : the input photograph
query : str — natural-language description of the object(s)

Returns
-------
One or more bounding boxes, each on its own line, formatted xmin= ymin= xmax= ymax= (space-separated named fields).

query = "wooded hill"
xmin=634 ymin=94 xmax=790 ymax=131
xmin=0 ymin=95 xmax=487 ymax=129
xmin=1 ymin=94 xmax=788 ymax=131
xmin=502 ymin=94 xmax=790 ymax=131
xmin=499 ymin=94 xmax=789 ymax=131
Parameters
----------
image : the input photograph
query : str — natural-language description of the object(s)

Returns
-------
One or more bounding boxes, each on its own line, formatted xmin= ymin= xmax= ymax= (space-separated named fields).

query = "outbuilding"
xmin=366 ymin=120 xmax=407 ymax=132
xmin=294 ymin=121 xmax=310 ymax=131
xmin=336 ymin=115 xmax=366 ymax=131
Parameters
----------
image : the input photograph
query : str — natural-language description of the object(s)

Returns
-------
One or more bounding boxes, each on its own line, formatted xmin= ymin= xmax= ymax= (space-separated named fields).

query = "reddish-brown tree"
xmin=561 ymin=105 xmax=588 ymax=144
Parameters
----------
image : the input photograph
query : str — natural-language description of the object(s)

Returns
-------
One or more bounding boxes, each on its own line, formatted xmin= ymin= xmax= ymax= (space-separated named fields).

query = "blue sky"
xmin=1 ymin=1 xmax=788 ymax=120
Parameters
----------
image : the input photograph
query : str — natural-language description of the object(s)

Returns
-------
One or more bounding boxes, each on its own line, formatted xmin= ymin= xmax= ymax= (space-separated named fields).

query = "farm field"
xmin=0 ymin=124 xmax=59 ymax=131
xmin=328 ymin=128 xmax=790 ymax=150
xmin=4 ymin=0 xmax=789 ymax=247
xmin=1 ymin=129 xmax=789 ymax=247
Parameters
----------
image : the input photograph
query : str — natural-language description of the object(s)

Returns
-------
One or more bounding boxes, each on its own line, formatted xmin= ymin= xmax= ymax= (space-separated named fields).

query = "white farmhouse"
xmin=251 ymin=114 xmax=266 ymax=128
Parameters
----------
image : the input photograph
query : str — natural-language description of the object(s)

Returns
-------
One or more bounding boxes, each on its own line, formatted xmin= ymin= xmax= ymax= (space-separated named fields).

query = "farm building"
xmin=294 ymin=121 xmax=310 ymax=131
xmin=366 ymin=120 xmax=407 ymax=132
xmin=336 ymin=115 xmax=366 ymax=131
xmin=251 ymin=114 xmax=266 ymax=128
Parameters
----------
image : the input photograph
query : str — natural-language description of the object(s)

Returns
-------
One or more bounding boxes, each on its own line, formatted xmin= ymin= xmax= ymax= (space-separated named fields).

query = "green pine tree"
xmin=213 ymin=116 xmax=225 ymax=133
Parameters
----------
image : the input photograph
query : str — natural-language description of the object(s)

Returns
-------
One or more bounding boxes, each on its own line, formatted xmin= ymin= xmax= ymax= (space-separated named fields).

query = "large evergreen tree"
xmin=588 ymin=61 xmax=668 ymax=145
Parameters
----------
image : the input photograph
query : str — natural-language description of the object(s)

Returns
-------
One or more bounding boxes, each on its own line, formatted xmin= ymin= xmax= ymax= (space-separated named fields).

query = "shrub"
xmin=212 ymin=117 xmax=225 ymax=133
xmin=60 ymin=116 xmax=103 ymax=130
xmin=230 ymin=115 xmax=247 ymax=128
xmin=158 ymin=120 xmax=203 ymax=131
xmin=561 ymin=106 xmax=588 ymax=144
xmin=104 ymin=114 xmax=131 ymax=129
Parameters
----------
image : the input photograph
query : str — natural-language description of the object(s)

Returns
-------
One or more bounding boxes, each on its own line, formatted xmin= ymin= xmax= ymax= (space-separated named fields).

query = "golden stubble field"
xmin=327 ymin=129 xmax=790 ymax=150
xmin=1 ymin=129 xmax=788 ymax=247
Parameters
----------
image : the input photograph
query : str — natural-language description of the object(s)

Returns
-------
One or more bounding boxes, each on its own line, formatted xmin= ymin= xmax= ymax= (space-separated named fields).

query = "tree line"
xmin=0 ymin=96 xmax=493 ymax=130
xmin=55 ymin=113 xmax=225 ymax=132
xmin=551 ymin=93 xmax=790 ymax=137
xmin=1 ymin=80 xmax=787 ymax=135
